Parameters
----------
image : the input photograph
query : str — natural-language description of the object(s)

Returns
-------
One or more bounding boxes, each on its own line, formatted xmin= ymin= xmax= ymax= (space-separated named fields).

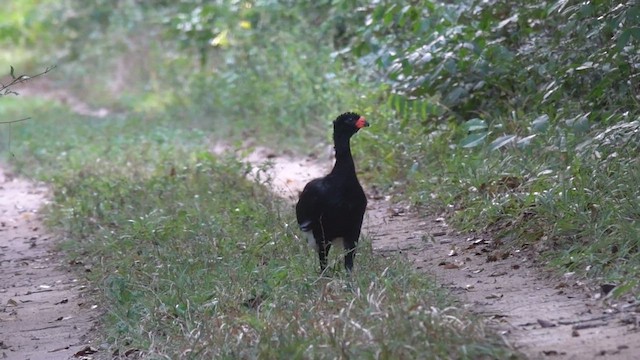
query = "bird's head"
xmin=333 ymin=112 xmax=369 ymax=136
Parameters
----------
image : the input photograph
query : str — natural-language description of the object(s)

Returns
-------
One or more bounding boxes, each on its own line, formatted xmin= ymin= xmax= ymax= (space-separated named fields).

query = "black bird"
xmin=296 ymin=112 xmax=369 ymax=272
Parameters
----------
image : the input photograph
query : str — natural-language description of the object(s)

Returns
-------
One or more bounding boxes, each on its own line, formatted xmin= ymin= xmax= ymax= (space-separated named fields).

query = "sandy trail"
xmin=0 ymin=168 xmax=99 ymax=359
xmin=245 ymin=149 xmax=640 ymax=360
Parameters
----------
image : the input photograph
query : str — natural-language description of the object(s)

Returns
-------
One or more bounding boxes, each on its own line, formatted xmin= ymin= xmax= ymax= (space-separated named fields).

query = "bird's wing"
xmin=295 ymin=178 xmax=330 ymax=232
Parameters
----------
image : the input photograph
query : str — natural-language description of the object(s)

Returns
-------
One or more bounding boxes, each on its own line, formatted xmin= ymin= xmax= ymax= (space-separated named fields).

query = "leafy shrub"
xmin=336 ymin=0 xmax=640 ymax=121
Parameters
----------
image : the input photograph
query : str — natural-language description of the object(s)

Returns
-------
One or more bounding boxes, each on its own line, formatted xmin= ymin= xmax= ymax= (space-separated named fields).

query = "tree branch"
xmin=1 ymin=65 xmax=56 ymax=96
xmin=0 ymin=117 xmax=31 ymax=124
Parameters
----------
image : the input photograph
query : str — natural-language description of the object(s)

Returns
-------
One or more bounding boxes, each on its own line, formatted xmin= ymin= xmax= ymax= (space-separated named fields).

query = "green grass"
xmin=2 ymin=99 xmax=515 ymax=359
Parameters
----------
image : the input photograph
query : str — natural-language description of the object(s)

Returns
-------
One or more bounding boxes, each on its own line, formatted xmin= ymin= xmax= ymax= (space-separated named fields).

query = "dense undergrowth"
xmin=346 ymin=0 xmax=640 ymax=295
xmin=0 ymin=98 xmax=513 ymax=358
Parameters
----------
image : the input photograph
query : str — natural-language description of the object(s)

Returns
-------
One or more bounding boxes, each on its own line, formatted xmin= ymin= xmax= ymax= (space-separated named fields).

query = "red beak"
xmin=355 ymin=117 xmax=369 ymax=129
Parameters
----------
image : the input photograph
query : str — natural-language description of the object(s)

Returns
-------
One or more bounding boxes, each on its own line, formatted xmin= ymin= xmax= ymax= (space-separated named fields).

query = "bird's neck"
xmin=331 ymin=132 xmax=356 ymax=176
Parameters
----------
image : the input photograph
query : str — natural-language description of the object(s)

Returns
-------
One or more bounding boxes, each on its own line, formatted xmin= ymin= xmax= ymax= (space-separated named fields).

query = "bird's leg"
xmin=318 ymin=242 xmax=331 ymax=273
xmin=344 ymin=240 xmax=357 ymax=272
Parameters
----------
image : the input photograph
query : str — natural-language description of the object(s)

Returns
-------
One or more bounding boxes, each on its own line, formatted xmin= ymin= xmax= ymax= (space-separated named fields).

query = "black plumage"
xmin=296 ymin=112 xmax=369 ymax=272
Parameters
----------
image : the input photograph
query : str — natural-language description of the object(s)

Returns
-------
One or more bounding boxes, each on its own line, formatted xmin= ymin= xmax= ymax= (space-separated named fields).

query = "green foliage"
xmin=159 ymin=0 xmax=363 ymax=142
xmin=3 ymin=100 xmax=514 ymax=358
xmin=12 ymin=0 xmax=362 ymax=145
xmin=340 ymin=0 xmax=640 ymax=120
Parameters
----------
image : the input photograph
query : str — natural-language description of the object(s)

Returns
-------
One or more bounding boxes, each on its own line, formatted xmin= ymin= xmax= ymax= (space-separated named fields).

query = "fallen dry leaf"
xmin=389 ymin=207 xmax=406 ymax=217
xmin=49 ymin=345 xmax=70 ymax=353
xmin=489 ymin=314 xmax=509 ymax=320
xmin=555 ymin=282 xmax=568 ymax=289
xmin=112 ymin=348 xmax=141 ymax=358
xmin=73 ymin=346 xmax=98 ymax=357
xmin=489 ymin=271 xmax=508 ymax=277
xmin=538 ymin=319 xmax=556 ymax=328
xmin=441 ymin=262 xmax=460 ymax=270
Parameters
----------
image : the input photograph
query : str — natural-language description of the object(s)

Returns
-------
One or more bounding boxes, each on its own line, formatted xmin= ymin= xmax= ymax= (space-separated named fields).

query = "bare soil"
xmin=247 ymin=149 xmax=640 ymax=360
xmin=0 ymin=167 xmax=100 ymax=360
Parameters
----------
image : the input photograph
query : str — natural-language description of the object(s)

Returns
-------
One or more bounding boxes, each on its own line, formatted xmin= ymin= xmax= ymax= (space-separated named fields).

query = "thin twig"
xmin=0 ymin=117 xmax=31 ymax=124
xmin=0 ymin=65 xmax=56 ymax=94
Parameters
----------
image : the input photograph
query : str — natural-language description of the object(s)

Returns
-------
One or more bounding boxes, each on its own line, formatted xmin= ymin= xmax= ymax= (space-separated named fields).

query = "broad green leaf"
xmin=399 ymin=5 xmax=412 ymax=27
xmin=575 ymin=61 xmax=594 ymax=71
xmin=566 ymin=114 xmax=590 ymax=133
xmin=617 ymin=29 xmax=632 ymax=50
xmin=390 ymin=94 xmax=407 ymax=116
xmin=517 ymin=134 xmax=537 ymax=148
xmin=548 ymin=0 xmax=569 ymax=15
xmin=543 ymin=85 xmax=559 ymax=102
xmin=460 ymin=132 xmax=488 ymax=148
xmin=532 ymin=114 xmax=549 ymax=132
xmin=490 ymin=134 xmax=517 ymax=150
xmin=464 ymin=118 xmax=488 ymax=132
xmin=373 ymin=4 xmax=386 ymax=21
xmin=496 ymin=14 xmax=518 ymax=30
xmin=578 ymin=3 xmax=594 ymax=17
xmin=401 ymin=59 xmax=412 ymax=76
xmin=384 ymin=4 xmax=398 ymax=26
xmin=444 ymin=87 xmax=466 ymax=106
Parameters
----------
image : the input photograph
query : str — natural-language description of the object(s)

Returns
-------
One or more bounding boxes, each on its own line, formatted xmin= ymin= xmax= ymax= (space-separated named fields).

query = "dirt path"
xmin=370 ymin=209 xmax=640 ymax=359
xmin=0 ymin=167 xmax=99 ymax=359
xmin=247 ymin=150 xmax=640 ymax=360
